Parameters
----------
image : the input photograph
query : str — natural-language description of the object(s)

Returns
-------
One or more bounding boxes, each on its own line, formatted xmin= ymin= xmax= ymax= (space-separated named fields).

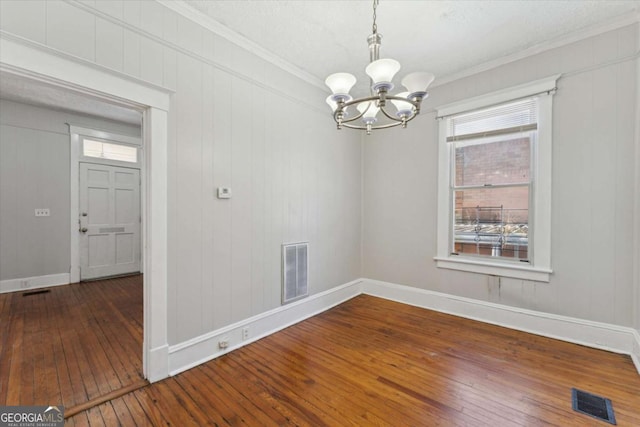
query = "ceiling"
xmin=183 ymin=0 xmax=640 ymax=95
xmin=1 ymin=1 xmax=637 ymax=120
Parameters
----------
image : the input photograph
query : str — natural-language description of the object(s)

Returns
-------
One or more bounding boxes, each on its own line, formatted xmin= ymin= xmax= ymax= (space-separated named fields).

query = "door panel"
xmin=80 ymin=163 xmax=140 ymax=280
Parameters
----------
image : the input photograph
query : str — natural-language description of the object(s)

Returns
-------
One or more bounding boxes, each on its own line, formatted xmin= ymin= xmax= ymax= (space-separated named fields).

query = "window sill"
xmin=434 ymin=256 xmax=551 ymax=282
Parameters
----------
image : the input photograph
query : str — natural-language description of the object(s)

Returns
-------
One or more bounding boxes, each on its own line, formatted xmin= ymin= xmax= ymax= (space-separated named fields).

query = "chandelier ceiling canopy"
xmin=325 ymin=0 xmax=435 ymax=134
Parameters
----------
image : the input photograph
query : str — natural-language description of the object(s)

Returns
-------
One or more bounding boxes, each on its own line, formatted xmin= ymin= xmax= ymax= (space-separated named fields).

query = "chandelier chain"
xmin=372 ymin=0 xmax=379 ymax=34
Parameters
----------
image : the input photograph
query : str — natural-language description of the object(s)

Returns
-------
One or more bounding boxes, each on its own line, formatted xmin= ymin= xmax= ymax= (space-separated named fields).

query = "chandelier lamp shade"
xmin=325 ymin=0 xmax=435 ymax=134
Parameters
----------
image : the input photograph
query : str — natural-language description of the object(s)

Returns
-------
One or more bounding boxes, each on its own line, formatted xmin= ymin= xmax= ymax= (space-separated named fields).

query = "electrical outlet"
xmin=35 ymin=208 xmax=50 ymax=217
xmin=218 ymin=339 xmax=229 ymax=349
xmin=242 ymin=327 xmax=249 ymax=340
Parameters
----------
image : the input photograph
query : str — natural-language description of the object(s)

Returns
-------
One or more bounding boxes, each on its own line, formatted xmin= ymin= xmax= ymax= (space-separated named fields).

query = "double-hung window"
xmin=435 ymin=76 xmax=559 ymax=282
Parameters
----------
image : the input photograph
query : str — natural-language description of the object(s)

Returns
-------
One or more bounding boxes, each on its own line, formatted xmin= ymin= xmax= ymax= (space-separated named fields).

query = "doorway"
xmin=1 ymin=33 xmax=170 ymax=384
xmin=79 ymin=162 xmax=141 ymax=280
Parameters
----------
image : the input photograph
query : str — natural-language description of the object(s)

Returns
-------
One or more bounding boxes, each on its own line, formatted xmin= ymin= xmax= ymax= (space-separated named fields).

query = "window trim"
xmin=435 ymin=75 xmax=560 ymax=282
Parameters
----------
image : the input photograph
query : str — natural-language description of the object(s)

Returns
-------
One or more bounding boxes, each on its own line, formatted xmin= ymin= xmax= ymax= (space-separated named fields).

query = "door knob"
xmin=81 ymin=227 xmax=88 ymax=233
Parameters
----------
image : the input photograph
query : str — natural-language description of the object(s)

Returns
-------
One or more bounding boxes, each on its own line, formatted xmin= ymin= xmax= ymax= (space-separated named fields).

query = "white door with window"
xmin=79 ymin=163 xmax=141 ymax=280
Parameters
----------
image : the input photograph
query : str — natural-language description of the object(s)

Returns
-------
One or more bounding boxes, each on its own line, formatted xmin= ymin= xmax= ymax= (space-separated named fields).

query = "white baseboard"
xmin=168 ymin=279 xmax=363 ymax=376
xmin=147 ymin=344 xmax=169 ymax=383
xmin=362 ymin=279 xmax=640 ymax=374
xmin=166 ymin=276 xmax=640 ymax=378
xmin=632 ymin=330 xmax=640 ymax=374
xmin=0 ymin=273 xmax=70 ymax=294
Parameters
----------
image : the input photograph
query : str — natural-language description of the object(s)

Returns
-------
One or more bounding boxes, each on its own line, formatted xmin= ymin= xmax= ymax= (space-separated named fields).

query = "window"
xmin=435 ymin=76 xmax=559 ymax=282
xmin=83 ymin=139 xmax=138 ymax=163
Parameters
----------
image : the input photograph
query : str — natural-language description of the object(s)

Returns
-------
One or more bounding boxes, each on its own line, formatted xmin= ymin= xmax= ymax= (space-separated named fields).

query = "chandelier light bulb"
xmin=325 ymin=73 xmax=357 ymax=101
xmin=390 ymin=92 xmax=414 ymax=117
xmin=357 ymin=102 xmax=380 ymax=123
xmin=365 ymin=58 xmax=401 ymax=91
xmin=401 ymin=71 xmax=435 ymax=98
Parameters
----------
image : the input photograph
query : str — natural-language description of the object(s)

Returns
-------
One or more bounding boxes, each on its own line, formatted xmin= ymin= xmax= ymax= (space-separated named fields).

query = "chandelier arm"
xmin=334 ymin=109 xmax=366 ymax=124
xmin=378 ymin=105 xmax=408 ymax=122
xmin=341 ymin=95 xmax=380 ymax=109
xmin=341 ymin=121 xmax=405 ymax=131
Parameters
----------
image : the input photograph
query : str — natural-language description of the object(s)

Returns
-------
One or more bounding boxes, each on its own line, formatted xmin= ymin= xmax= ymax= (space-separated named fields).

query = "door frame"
xmin=0 ymin=32 xmax=172 ymax=382
xmin=69 ymin=127 xmax=143 ymax=283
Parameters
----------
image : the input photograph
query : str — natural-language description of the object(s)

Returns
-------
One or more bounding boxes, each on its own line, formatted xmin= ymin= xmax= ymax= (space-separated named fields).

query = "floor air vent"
xmin=282 ymin=242 xmax=308 ymax=304
xmin=571 ymin=388 xmax=616 ymax=425
xmin=22 ymin=289 xmax=51 ymax=297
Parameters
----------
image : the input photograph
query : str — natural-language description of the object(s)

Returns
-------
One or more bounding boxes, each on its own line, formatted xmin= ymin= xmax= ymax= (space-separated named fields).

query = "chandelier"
xmin=325 ymin=0 xmax=435 ymax=134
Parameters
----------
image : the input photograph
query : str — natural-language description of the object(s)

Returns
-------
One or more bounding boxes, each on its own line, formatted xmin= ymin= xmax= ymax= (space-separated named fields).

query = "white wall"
xmin=0 ymin=99 xmax=140 ymax=282
xmin=363 ymin=23 xmax=639 ymax=327
xmin=0 ymin=1 xmax=362 ymax=346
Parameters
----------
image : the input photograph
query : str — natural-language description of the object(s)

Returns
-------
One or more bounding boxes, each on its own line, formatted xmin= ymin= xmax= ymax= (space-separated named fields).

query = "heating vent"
xmin=22 ymin=289 xmax=50 ymax=297
xmin=571 ymin=388 xmax=616 ymax=425
xmin=282 ymin=242 xmax=308 ymax=304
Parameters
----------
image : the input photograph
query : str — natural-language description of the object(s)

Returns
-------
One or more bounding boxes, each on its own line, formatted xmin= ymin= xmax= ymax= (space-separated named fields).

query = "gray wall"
xmin=0 ymin=99 xmax=141 ymax=281
xmin=363 ymin=24 xmax=639 ymax=327
xmin=0 ymin=1 xmax=363 ymax=346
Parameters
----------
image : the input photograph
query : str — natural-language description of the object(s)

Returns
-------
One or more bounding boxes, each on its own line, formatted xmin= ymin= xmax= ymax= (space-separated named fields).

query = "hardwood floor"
xmin=0 ymin=275 xmax=145 ymax=411
xmin=62 ymin=294 xmax=640 ymax=426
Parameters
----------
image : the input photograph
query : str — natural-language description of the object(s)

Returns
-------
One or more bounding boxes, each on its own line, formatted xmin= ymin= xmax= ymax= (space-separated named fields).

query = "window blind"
xmin=447 ymin=98 xmax=538 ymax=142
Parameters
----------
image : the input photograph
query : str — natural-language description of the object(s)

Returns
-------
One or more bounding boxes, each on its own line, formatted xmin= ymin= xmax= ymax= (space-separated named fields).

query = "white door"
xmin=79 ymin=163 xmax=141 ymax=280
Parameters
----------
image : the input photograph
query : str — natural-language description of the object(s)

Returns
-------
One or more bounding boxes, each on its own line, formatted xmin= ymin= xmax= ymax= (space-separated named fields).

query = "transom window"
xmin=83 ymin=139 xmax=138 ymax=163
xmin=435 ymin=76 xmax=559 ymax=282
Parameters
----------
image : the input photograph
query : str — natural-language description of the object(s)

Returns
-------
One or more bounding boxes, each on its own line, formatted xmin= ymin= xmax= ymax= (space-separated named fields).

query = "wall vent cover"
xmin=282 ymin=242 xmax=308 ymax=304
xmin=571 ymin=388 xmax=616 ymax=425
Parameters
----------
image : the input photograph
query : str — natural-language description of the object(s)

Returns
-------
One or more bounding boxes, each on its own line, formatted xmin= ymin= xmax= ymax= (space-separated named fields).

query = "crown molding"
xmin=158 ymin=0 xmax=326 ymax=91
xmin=432 ymin=9 xmax=640 ymax=88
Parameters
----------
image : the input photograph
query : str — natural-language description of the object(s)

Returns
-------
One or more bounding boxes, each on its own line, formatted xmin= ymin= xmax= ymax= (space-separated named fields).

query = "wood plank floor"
xmin=0 ymin=275 xmax=144 ymax=410
xmin=65 ymin=294 xmax=640 ymax=426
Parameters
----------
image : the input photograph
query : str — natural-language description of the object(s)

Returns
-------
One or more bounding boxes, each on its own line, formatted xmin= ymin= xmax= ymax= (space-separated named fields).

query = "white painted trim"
xmin=433 ymin=12 xmax=640 ymax=88
xmin=159 ymin=0 xmax=325 ymax=91
xmin=434 ymin=258 xmax=552 ymax=282
xmin=168 ymin=279 xmax=363 ymax=376
xmin=436 ymin=74 xmax=560 ymax=118
xmin=1 ymin=32 xmax=171 ymax=382
xmin=632 ymin=330 xmax=640 ymax=375
xmin=0 ymin=273 xmax=70 ymax=294
xmin=435 ymin=77 xmax=558 ymax=281
xmin=0 ymin=31 xmax=171 ymax=111
xmin=68 ymin=125 xmax=143 ymax=283
xmin=362 ymin=278 xmax=640 ymax=375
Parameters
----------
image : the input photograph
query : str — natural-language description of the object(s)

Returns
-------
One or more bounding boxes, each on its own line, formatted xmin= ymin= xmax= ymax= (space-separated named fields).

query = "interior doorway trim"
xmin=0 ymin=31 xmax=173 ymax=382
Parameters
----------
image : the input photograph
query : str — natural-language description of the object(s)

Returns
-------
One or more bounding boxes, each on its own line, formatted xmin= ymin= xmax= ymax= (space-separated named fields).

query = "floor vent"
xmin=571 ymin=388 xmax=616 ymax=425
xmin=22 ymin=289 xmax=51 ymax=297
xmin=282 ymin=242 xmax=308 ymax=304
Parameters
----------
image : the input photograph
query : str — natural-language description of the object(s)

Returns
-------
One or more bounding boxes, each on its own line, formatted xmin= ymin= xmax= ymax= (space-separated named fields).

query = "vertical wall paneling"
xmin=230 ymin=76 xmax=254 ymax=324
xmin=200 ymin=63 xmax=215 ymax=332
xmin=0 ymin=0 xmax=362 ymax=347
xmin=172 ymin=53 xmax=204 ymax=342
xmin=46 ymin=1 xmax=96 ymax=61
xmin=0 ymin=0 xmax=47 ymax=44
xmin=95 ymin=17 xmax=124 ymax=71
xmin=211 ymin=67 xmax=233 ymax=331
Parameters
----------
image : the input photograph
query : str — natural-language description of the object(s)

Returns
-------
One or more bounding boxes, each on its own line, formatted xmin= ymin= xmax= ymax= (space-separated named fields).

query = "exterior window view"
xmin=448 ymin=98 xmax=537 ymax=261
xmin=453 ymin=136 xmax=531 ymax=260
